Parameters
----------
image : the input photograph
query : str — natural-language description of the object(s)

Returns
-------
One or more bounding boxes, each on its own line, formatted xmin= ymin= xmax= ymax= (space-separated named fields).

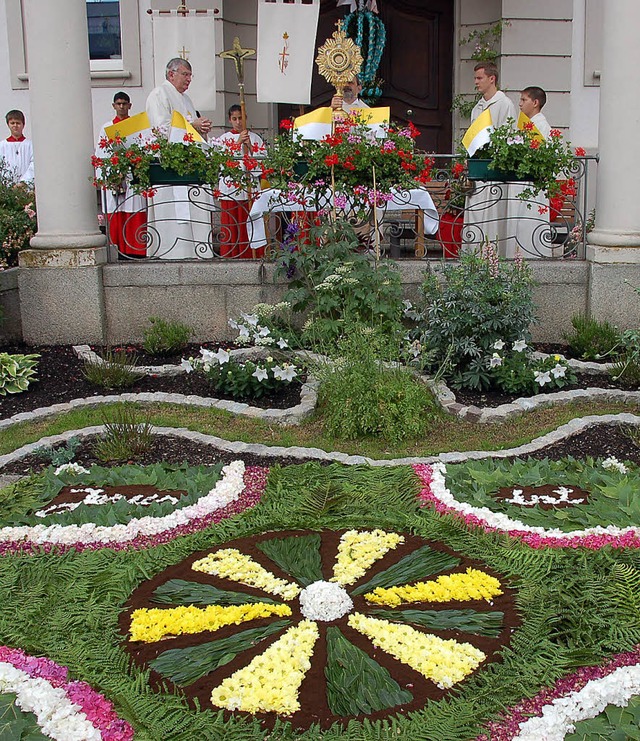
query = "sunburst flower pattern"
xmin=124 ymin=529 xmax=515 ymax=728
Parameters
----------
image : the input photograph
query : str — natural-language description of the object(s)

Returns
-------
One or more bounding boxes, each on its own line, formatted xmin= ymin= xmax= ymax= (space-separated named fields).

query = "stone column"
xmin=18 ymin=0 xmax=106 ymax=344
xmin=587 ymin=0 xmax=640 ymax=260
xmin=585 ymin=0 xmax=640 ymax=329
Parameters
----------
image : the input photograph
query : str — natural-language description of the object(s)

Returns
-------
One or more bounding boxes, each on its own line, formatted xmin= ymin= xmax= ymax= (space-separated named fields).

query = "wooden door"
xmin=278 ymin=0 xmax=454 ymax=152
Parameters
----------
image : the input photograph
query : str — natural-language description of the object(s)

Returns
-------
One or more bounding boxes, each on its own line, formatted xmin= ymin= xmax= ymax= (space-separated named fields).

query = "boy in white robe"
xmin=95 ymin=92 xmax=147 ymax=258
xmin=0 ymin=110 xmax=34 ymax=184
xmin=505 ymin=86 xmax=553 ymax=258
xmin=212 ymin=105 xmax=265 ymax=258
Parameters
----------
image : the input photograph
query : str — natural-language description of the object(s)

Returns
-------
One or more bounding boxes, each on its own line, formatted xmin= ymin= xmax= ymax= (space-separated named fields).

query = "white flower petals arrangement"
xmin=0 ymin=461 xmax=251 ymax=551
xmin=513 ymin=664 xmax=640 ymax=740
xmin=414 ymin=463 xmax=640 ymax=549
xmin=299 ymin=581 xmax=354 ymax=621
xmin=0 ymin=663 xmax=102 ymax=741
xmin=503 ymin=486 xmax=583 ymax=507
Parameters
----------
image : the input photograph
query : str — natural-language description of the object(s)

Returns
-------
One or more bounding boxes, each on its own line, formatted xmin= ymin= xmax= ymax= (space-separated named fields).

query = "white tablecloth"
xmin=248 ymin=187 xmax=439 ymax=250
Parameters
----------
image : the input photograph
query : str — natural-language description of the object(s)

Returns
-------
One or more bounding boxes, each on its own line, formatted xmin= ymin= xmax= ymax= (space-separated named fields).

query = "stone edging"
xmin=2 ymin=414 xmax=639 ymax=471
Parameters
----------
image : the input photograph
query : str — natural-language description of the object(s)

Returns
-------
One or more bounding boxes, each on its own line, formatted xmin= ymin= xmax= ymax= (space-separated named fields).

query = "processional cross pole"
xmin=219 ymin=37 xmax=258 ymax=250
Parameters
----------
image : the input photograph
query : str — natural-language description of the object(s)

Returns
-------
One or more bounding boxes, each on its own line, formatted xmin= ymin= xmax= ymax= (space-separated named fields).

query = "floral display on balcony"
xmin=91 ymin=131 xmax=267 ymax=197
xmin=263 ymin=114 xmax=434 ymax=208
xmin=471 ymin=120 xmax=580 ymax=200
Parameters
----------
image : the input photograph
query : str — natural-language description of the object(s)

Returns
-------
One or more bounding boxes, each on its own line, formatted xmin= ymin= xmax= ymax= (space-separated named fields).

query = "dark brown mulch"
xmin=0 ymin=435 xmax=331 ymax=476
xmin=452 ymin=372 xmax=638 ymax=409
xmin=507 ymin=423 xmax=640 ymax=465
xmin=119 ymin=529 xmax=519 ymax=731
xmin=0 ymin=344 xmax=303 ymax=419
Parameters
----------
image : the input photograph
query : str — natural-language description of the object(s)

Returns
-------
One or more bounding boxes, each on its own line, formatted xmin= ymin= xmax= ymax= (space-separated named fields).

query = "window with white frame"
xmin=87 ymin=0 xmax=123 ymax=71
xmin=5 ymin=0 xmax=141 ymax=89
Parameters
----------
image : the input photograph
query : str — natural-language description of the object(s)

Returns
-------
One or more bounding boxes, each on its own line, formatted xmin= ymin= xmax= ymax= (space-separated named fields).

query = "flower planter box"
xmin=467 ymin=159 xmax=524 ymax=182
xmin=148 ymin=162 xmax=206 ymax=185
xmin=292 ymin=160 xmax=310 ymax=181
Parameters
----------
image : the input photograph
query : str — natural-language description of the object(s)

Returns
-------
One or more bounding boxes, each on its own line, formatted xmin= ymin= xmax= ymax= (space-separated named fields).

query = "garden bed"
xmin=0 ymin=344 xmax=305 ymax=418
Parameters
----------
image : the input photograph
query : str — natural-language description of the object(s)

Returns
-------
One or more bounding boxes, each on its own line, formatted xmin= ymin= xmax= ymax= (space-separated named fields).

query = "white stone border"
xmin=2 ymin=414 xmax=640 ymax=470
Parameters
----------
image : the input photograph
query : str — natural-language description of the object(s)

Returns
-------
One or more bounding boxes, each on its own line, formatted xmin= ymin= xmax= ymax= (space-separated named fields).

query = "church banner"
xmin=151 ymin=10 xmax=217 ymax=111
xmin=256 ymin=0 xmax=320 ymax=105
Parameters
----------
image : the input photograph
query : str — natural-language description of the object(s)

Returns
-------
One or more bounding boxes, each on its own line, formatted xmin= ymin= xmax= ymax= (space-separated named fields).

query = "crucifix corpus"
xmin=219 ymin=36 xmax=256 ymax=136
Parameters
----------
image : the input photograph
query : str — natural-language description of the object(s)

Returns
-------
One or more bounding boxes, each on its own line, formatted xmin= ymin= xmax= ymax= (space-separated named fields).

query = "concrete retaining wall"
xmin=0 ymin=268 xmax=22 ymax=344
xmin=1 ymin=258 xmax=638 ymax=346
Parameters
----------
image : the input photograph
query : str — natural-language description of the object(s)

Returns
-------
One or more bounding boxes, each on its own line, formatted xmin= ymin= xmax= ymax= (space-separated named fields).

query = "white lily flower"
xmin=241 ymin=312 xmax=259 ymax=327
xmin=272 ymin=365 xmax=284 ymax=380
xmin=252 ymin=367 xmax=268 ymax=381
xmin=211 ymin=348 xmax=230 ymax=365
xmin=277 ymin=337 xmax=289 ymax=349
xmin=513 ymin=339 xmax=528 ymax=352
xmin=180 ymin=358 xmax=193 ymax=373
xmin=551 ymin=363 xmax=566 ymax=378
xmin=534 ymin=370 xmax=551 ymax=386
xmin=279 ymin=364 xmax=298 ymax=381
xmin=228 ymin=318 xmax=239 ymax=329
xmin=489 ymin=353 xmax=503 ymax=368
xmin=493 ymin=339 xmax=505 ymax=350
xmin=237 ymin=326 xmax=250 ymax=338
xmin=258 ymin=326 xmax=271 ymax=337
xmin=200 ymin=348 xmax=215 ymax=361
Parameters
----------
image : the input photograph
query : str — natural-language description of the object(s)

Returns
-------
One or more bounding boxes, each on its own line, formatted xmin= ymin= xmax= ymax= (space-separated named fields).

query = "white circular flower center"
xmin=298 ymin=580 xmax=353 ymax=621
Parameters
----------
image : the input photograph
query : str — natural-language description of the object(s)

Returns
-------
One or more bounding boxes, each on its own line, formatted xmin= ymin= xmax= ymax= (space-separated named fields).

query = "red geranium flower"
xmin=575 ymin=146 xmax=586 ymax=157
xmin=550 ymin=129 xmax=562 ymax=138
xmin=452 ymin=162 xmax=465 ymax=177
xmin=324 ymin=154 xmax=339 ymax=167
xmin=183 ymin=132 xmax=194 ymax=143
xmin=523 ymin=122 xmax=534 ymax=131
xmin=529 ymin=139 xmax=541 ymax=149
xmin=279 ymin=119 xmax=294 ymax=131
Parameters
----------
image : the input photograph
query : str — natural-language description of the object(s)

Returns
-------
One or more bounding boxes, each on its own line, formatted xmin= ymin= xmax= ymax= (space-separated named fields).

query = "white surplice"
xmin=146 ymin=81 xmax=213 ymax=259
xmin=0 ymin=137 xmax=34 ymax=183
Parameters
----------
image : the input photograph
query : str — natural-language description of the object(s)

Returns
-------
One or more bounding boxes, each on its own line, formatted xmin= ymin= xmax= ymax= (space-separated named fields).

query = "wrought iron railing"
xmin=104 ymin=155 xmax=596 ymax=262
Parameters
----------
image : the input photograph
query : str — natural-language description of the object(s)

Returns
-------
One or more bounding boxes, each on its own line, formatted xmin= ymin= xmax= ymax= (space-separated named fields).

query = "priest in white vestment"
xmin=0 ymin=110 xmax=34 ymax=184
xmin=330 ymin=76 xmax=370 ymax=114
xmin=146 ymin=58 xmax=213 ymax=260
xmin=463 ymin=62 xmax=516 ymax=256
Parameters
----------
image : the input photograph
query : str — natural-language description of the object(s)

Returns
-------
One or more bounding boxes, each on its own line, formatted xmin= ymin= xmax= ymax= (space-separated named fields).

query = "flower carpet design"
xmin=0 ymin=460 xmax=267 ymax=555
xmin=416 ymin=460 xmax=640 ymax=549
xmin=121 ymin=529 xmax=516 ymax=729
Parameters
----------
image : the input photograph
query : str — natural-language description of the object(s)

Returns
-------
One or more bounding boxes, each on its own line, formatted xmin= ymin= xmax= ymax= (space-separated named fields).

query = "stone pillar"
xmin=585 ymin=0 xmax=640 ymax=328
xmin=18 ymin=0 xmax=106 ymax=344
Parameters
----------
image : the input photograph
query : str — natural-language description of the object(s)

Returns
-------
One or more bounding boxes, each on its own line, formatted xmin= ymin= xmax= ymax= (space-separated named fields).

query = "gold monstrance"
xmin=315 ymin=20 xmax=363 ymax=121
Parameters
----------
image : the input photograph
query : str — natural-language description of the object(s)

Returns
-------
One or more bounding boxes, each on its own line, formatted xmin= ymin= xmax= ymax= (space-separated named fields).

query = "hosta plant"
xmin=0 ymin=352 xmax=39 ymax=395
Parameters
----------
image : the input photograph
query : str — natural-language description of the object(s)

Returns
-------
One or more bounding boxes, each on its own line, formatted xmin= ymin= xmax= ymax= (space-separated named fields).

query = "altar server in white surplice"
xmin=0 ymin=110 xmax=34 ymax=184
xmin=505 ymin=86 xmax=553 ymax=259
xmin=463 ymin=62 xmax=516 ymax=256
xmin=146 ymin=58 xmax=213 ymax=260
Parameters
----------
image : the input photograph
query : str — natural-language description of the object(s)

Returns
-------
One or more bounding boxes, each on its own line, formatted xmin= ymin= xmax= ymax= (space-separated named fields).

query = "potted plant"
xmin=468 ymin=119 xmax=579 ymax=199
xmin=263 ymin=114 xmax=434 ymax=211
xmin=92 ymin=132 xmax=267 ymax=197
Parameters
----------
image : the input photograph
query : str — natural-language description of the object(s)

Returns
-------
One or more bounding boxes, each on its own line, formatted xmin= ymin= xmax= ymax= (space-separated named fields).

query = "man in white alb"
xmin=464 ymin=62 xmax=517 ymax=256
xmin=330 ymin=76 xmax=370 ymax=114
xmin=146 ymin=58 xmax=213 ymax=259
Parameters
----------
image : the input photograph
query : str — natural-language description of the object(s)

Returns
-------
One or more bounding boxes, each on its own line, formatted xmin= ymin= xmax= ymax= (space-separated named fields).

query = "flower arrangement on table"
xmin=472 ymin=119 xmax=580 ymax=200
xmin=92 ymin=131 xmax=267 ymax=198
xmin=263 ymin=114 xmax=434 ymax=209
